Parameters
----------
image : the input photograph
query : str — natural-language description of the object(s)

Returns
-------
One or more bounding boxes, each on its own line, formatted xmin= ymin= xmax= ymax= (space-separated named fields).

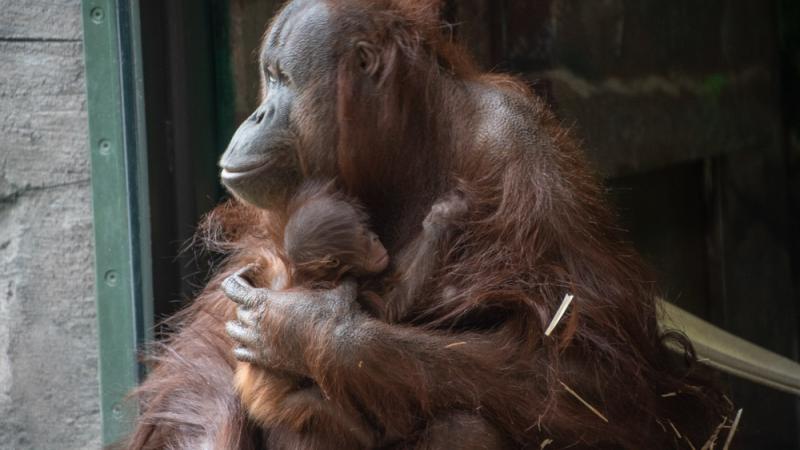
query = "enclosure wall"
xmin=0 ymin=0 xmax=101 ymax=448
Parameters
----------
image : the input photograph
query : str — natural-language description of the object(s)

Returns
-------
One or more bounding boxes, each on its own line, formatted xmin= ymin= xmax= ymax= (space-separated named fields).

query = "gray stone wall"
xmin=0 ymin=0 xmax=100 ymax=449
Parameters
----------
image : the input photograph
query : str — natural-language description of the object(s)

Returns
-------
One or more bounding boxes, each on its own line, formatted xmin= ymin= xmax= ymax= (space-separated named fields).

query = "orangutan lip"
xmin=220 ymin=162 xmax=271 ymax=181
xmin=377 ymin=254 xmax=389 ymax=267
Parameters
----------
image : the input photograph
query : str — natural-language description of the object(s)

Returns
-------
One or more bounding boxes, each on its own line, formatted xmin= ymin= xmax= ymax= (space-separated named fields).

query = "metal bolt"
xmin=90 ymin=7 xmax=105 ymax=24
xmin=98 ymin=139 xmax=111 ymax=156
xmin=104 ymin=270 xmax=119 ymax=287
xmin=111 ymin=403 xmax=123 ymax=419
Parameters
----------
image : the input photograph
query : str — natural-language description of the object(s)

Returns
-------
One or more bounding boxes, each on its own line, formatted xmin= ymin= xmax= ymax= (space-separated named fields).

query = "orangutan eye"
xmin=266 ymin=68 xmax=278 ymax=86
xmin=265 ymin=64 xmax=292 ymax=89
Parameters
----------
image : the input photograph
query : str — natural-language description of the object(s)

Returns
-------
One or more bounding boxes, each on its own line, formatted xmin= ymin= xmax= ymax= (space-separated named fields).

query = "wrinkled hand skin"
xmin=222 ymin=267 xmax=359 ymax=376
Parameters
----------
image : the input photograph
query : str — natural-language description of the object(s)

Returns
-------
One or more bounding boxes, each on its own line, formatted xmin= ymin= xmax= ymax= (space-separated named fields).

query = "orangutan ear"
xmin=356 ymin=41 xmax=381 ymax=78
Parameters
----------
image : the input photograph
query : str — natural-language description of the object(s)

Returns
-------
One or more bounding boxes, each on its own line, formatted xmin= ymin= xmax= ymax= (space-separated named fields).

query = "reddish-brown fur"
xmin=282 ymin=182 xmax=380 ymax=287
xmin=234 ymin=182 xmax=490 ymax=449
xmin=233 ymin=184 xmax=381 ymax=448
xmin=127 ymin=1 xmax=730 ymax=449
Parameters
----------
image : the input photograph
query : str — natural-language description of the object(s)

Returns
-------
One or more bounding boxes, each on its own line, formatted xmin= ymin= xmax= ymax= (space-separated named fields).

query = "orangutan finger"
xmin=226 ymin=321 xmax=259 ymax=346
xmin=233 ymin=347 xmax=258 ymax=364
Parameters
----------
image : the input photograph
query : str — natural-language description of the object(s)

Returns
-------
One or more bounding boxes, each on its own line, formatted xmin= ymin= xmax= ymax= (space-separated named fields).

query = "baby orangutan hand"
xmin=423 ymin=190 xmax=468 ymax=232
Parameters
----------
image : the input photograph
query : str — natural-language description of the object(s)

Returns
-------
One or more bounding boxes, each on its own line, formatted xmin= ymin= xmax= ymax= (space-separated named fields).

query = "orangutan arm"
xmin=382 ymin=190 xmax=468 ymax=323
xmin=126 ymin=294 xmax=259 ymax=450
xmin=222 ymin=273 xmax=532 ymax=439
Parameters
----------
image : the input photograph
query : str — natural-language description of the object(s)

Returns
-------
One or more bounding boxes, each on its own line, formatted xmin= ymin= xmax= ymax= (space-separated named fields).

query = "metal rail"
xmin=82 ymin=0 xmax=152 ymax=444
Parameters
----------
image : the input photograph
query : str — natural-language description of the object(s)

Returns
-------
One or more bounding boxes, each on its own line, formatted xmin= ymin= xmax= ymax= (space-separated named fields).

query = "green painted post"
xmin=211 ymin=0 xmax=237 ymax=153
xmin=82 ymin=0 xmax=153 ymax=444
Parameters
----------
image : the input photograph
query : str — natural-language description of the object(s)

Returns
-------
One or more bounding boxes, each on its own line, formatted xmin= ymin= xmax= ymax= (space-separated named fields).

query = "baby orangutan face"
xmin=356 ymin=227 xmax=389 ymax=275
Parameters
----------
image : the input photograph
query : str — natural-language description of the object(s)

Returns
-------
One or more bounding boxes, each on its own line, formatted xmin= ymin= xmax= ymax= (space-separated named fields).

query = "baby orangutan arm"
xmin=382 ymin=190 xmax=468 ymax=323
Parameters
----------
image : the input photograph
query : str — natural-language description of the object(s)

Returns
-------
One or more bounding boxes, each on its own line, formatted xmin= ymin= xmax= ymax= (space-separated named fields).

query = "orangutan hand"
xmin=222 ymin=267 xmax=359 ymax=376
xmin=422 ymin=190 xmax=468 ymax=232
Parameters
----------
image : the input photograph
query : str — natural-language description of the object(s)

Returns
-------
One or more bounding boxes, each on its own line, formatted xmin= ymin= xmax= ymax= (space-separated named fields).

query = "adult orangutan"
xmin=128 ymin=0 xmax=729 ymax=448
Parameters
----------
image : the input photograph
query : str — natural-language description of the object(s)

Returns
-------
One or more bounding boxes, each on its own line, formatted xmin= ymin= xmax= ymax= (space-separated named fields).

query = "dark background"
xmin=138 ymin=1 xmax=800 ymax=447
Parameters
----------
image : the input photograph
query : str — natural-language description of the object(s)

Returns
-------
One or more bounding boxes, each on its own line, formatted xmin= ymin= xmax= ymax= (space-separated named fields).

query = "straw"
xmin=559 ymin=381 xmax=608 ymax=423
xmin=445 ymin=341 xmax=467 ymax=349
xmin=722 ymin=409 xmax=742 ymax=450
xmin=545 ymin=294 xmax=574 ymax=336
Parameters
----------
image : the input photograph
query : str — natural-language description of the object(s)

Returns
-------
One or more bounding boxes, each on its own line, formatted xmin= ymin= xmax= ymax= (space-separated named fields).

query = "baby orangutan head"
xmin=284 ymin=185 xmax=389 ymax=285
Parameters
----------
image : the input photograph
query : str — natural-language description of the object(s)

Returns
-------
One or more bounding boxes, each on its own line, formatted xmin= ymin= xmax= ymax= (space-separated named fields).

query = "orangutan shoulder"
xmin=468 ymin=81 xmax=549 ymax=159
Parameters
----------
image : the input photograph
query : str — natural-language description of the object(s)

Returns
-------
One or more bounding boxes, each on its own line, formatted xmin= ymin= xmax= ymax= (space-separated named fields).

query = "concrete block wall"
xmin=0 ymin=0 xmax=100 ymax=448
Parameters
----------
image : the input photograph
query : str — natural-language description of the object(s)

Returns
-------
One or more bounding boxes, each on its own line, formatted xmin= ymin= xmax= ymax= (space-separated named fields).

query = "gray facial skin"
xmin=219 ymin=0 xmax=339 ymax=208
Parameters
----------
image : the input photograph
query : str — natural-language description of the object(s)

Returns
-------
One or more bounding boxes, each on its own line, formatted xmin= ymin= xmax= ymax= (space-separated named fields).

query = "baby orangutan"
xmin=283 ymin=185 xmax=389 ymax=289
xmin=232 ymin=182 xmax=509 ymax=449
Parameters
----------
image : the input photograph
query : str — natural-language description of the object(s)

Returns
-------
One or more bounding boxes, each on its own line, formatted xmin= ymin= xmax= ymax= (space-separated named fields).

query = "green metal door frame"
xmin=82 ymin=0 xmax=153 ymax=444
xmin=83 ymin=0 xmax=234 ymax=444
